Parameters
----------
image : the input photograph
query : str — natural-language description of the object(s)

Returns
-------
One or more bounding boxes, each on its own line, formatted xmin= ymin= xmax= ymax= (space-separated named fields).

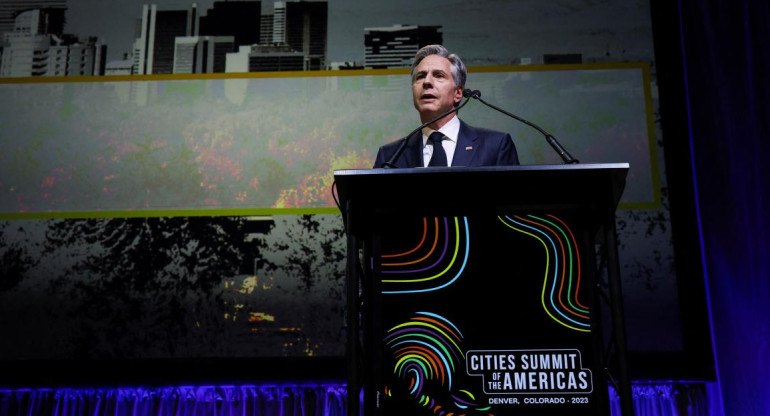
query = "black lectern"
xmin=334 ymin=164 xmax=633 ymax=416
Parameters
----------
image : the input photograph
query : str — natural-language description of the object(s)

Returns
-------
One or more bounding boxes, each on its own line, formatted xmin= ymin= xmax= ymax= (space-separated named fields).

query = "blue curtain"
xmin=609 ymin=383 xmax=720 ymax=416
xmin=675 ymin=0 xmax=770 ymax=414
xmin=0 ymin=385 xmax=347 ymax=416
xmin=1 ymin=382 xmax=719 ymax=416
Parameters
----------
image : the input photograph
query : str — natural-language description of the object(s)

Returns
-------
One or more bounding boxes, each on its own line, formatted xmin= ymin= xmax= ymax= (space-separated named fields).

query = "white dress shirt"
xmin=422 ymin=115 xmax=461 ymax=167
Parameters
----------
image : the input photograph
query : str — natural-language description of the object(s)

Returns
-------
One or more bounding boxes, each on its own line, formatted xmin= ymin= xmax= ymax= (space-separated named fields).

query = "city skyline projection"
xmin=0 ymin=0 xmax=456 ymax=76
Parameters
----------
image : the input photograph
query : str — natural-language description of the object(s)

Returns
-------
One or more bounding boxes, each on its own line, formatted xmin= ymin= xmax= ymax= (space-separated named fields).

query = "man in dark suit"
xmin=373 ymin=45 xmax=519 ymax=168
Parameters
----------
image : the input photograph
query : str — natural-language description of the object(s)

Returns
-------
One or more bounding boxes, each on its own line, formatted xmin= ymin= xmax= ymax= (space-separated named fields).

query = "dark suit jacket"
xmin=373 ymin=120 xmax=519 ymax=168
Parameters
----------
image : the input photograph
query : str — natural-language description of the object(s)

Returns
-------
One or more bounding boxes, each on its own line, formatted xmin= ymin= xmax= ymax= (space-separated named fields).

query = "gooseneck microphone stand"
xmin=463 ymin=89 xmax=579 ymax=164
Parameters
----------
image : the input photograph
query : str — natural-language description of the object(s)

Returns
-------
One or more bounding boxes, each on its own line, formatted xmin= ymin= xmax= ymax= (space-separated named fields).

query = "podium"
xmin=334 ymin=164 xmax=633 ymax=416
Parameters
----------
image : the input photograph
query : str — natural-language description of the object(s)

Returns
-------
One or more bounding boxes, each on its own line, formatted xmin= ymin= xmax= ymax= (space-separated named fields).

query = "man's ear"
xmin=454 ymin=85 xmax=464 ymax=105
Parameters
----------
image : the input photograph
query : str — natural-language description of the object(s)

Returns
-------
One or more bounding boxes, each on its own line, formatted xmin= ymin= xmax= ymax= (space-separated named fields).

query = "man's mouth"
xmin=421 ymin=93 xmax=437 ymax=100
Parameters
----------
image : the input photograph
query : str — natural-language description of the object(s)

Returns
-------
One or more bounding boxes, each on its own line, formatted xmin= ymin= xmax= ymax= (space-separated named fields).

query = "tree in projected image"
xmin=0 ymin=222 xmax=37 ymax=291
xmin=252 ymin=214 xmax=347 ymax=356
xmin=41 ymin=216 xmax=253 ymax=358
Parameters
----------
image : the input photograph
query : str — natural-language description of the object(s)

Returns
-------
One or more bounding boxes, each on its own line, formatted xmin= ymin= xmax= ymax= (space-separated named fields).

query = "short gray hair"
xmin=411 ymin=44 xmax=467 ymax=88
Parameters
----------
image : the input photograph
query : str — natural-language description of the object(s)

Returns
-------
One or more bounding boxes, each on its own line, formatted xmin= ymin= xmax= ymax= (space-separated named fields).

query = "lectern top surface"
xmin=333 ymin=163 xmax=630 ymax=224
xmin=334 ymin=162 xmax=629 ymax=177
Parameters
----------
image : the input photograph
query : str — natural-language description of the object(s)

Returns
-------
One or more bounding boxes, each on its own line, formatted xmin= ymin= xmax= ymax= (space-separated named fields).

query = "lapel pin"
xmin=466 ymin=146 xmax=473 ymax=151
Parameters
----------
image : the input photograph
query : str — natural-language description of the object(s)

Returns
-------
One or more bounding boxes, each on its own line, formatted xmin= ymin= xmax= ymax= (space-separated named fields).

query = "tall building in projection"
xmin=173 ymin=35 xmax=234 ymax=73
xmin=0 ymin=0 xmax=66 ymax=36
xmin=364 ymin=24 xmax=443 ymax=69
xmin=272 ymin=1 xmax=327 ymax=70
xmin=199 ymin=1 xmax=260 ymax=47
xmin=226 ymin=43 xmax=305 ymax=72
xmin=0 ymin=9 xmax=50 ymax=77
xmin=47 ymin=34 xmax=104 ymax=76
xmin=260 ymin=14 xmax=273 ymax=45
xmin=270 ymin=2 xmax=285 ymax=44
xmin=133 ymin=4 xmax=198 ymax=75
xmin=1 ymin=8 xmax=104 ymax=77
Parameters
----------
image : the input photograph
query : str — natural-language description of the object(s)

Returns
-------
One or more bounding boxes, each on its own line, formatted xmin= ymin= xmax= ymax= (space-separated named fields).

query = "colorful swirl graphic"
xmin=498 ymin=214 xmax=590 ymax=332
xmin=379 ymin=217 xmax=470 ymax=294
xmin=384 ymin=312 xmax=493 ymax=415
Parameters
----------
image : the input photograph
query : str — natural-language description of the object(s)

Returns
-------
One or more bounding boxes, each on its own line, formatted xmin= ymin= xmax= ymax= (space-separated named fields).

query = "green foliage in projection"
xmin=0 ymin=66 xmax=656 ymax=217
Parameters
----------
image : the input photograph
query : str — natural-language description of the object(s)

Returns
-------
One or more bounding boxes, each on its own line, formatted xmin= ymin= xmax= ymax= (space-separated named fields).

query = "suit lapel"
xmin=402 ymin=130 xmax=424 ymax=168
xmin=451 ymin=121 xmax=478 ymax=167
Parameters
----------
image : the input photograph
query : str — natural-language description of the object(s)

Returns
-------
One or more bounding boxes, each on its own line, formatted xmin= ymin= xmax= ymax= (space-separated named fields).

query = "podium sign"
xmin=335 ymin=164 xmax=630 ymax=416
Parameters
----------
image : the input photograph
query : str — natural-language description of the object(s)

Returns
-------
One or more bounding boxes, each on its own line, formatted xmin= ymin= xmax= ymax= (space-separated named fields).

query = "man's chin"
xmin=419 ymin=109 xmax=454 ymax=125
xmin=419 ymin=103 xmax=448 ymax=114
xmin=416 ymin=103 xmax=438 ymax=113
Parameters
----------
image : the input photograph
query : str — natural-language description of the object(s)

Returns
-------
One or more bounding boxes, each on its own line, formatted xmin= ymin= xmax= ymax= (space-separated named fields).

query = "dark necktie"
xmin=427 ymin=131 xmax=448 ymax=167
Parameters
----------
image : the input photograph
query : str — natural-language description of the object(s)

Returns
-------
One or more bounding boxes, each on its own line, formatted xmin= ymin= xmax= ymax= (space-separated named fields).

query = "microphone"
xmin=380 ymin=95 xmax=472 ymax=168
xmin=463 ymin=88 xmax=579 ymax=164
xmin=463 ymin=89 xmax=481 ymax=98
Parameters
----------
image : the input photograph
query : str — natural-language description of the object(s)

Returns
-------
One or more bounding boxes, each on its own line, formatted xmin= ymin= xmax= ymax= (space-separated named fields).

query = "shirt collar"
xmin=421 ymin=114 xmax=460 ymax=146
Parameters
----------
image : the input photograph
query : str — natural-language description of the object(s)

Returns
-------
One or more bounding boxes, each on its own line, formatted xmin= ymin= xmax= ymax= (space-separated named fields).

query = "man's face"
xmin=412 ymin=54 xmax=463 ymax=121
